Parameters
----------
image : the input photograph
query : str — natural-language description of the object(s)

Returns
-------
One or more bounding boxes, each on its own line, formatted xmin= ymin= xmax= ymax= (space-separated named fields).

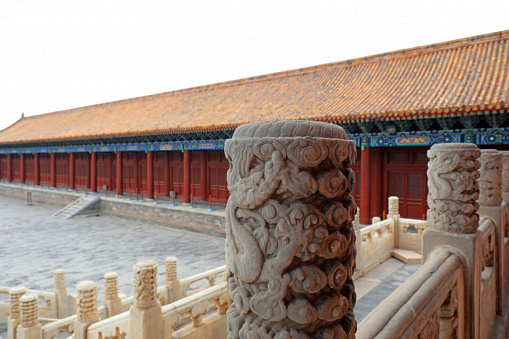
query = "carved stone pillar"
xmin=225 ymin=121 xmax=358 ymax=338
xmin=8 ymin=286 xmax=26 ymax=339
xmin=477 ymin=149 xmax=505 ymax=314
xmin=387 ymin=196 xmax=400 ymax=247
xmin=423 ymin=143 xmax=482 ymax=338
xmin=478 ymin=150 xmax=502 ymax=207
xmin=501 ymin=151 xmax=509 ymax=203
xmin=18 ymin=293 xmax=41 ymax=339
xmin=74 ymin=281 xmax=98 ymax=339
xmin=128 ymin=260 xmax=162 ymax=339
xmin=164 ymin=256 xmax=182 ymax=303
xmin=53 ymin=269 xmax=68 ymax=318
xmin=103 ymin=272 xmax=122 ymax=317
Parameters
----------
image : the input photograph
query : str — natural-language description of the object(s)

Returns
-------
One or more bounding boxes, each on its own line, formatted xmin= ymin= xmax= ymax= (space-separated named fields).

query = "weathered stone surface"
xmin=225 ymin=120 xmax=357 ymax=338
xmin=501 ymin=151 xmax=509 ymax=193
xmin=427 ymin=143 xmax=480 ymax=234
xmin=478 ymin=149 xmax=502 ymax=207
xmin=133 ymin=260 xmax=158 ymax=309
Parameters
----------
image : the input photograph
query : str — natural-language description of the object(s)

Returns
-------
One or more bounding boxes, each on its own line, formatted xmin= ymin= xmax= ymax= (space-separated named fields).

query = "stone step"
xmin=392 ymin=248 xmax=422 ymax=265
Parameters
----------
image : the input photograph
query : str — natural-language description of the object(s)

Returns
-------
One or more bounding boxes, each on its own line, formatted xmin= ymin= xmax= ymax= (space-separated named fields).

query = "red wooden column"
xmin=360 ymin=140 xmax=371 ymax=225
xmin=20 ymin=154 xmax=25 ymax=184
xmin=34 ymin=153 xmax=40 ymax=186
xmin=50 ymin=153 xmax=56 ymax=188
xmin=7 ymin=154 xmax=12 ymax=182
xmin=69 ymin=152 xmax=75 ymax=190
xmin=134 ymin=153 xmax=139 ymax=195
xmin=147 ymin=151 xmax=154 ymax=199
xmin=370 ymin=148 xmax=383 ymax=218
xmin=90 ymin=152 xmax=97 ymax=192
xmin=164 ymin=153 xmax=171 ymax=197
xmin=183 ymin=150 xmax=191 ymax=203
xmin=200 ymin=152 xmax=208 ymax=201
xmin=116 ymin=151 xmax=123 ymax=196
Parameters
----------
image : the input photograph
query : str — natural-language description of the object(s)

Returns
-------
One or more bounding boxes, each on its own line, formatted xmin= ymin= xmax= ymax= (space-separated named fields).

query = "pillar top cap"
xmin=232 ymin=120 xmax=347 ymax=139
xmin=134 ymin=259 xmax=157 ymax=269
xmin=77 ymin=280 xmax=97 ymax=291
xmin=54 ymin=269 xmax=65 ymax=274
xmin=165 ymin=256 xmax=177 ymax=262
xmin=10 ymin=286 xmax=27 ymax=294
xmin=429 ymin=143 xmax=479 ymax=151
xmin=480 ymin=149 xmax=500 ymax=154
xmin=20 ymin=293 xmax=38 ymax=302
xmin=104 ymin=272 xmax=118 ymax=279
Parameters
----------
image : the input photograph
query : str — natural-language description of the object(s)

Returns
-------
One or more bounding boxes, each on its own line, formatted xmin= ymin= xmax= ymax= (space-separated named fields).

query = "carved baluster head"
xmin=388 ymin=196 xmax=399 ymax=216
xmin=133 ymin=260 xmax=158 ymax=309
xmin=9 ymin=286 xmax=27 ymax=319
xmin=54 ymin=269 xmax=66 ymax=291
xmin=76 ymin=281 xmax=98 ymax=323
xmin=478 ymin=149 xmax=502 ymax=207
xmin=165 ymin=257 xmax=178 ymax=283
xmin=224 ymin=120 xmax=357 ymax=338
xmin=19 ymin=293 xmax=39 ymax=328
xmin=104 ymin=272 xmax=119 ymax=301
xmin=427 ymin=143 xmax=480 ymax=234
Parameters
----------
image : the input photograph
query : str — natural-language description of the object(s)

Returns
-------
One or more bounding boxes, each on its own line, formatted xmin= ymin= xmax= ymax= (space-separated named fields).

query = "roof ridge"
xmin=19 ymin=29 xmax=509 ymax=122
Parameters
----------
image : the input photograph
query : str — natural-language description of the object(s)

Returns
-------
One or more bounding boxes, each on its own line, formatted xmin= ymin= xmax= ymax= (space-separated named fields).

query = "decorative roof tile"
xmin=0 ymin=30 xmax=508 ymax=144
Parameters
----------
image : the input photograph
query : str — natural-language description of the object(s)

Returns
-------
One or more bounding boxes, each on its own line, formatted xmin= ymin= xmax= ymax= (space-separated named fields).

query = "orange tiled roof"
xmin=1 ymin=30 xmax=508 ymax=145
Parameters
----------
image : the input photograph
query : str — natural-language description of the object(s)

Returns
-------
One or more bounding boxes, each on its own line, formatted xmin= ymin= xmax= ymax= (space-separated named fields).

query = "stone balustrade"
xmin=4 ymin=256 xmax=227 ymax=339
xmin=358 ymin=143 xmax=509 ymax=338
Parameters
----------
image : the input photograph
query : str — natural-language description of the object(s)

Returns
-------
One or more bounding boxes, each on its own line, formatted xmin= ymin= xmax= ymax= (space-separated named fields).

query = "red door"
xmin=384 ymin=147 xmax=429 ymax=219
xmin=1 ymin=155 xmax=8 ymax=181
xmin=56 ymin=154 xmax=69 ymax=187
xmin=170 ymin=152 xmax=184 ymax=198
xmin=190 ymin=152 xmax=202 ymax=201
xmin=75 ymin=153 xmax=90 ymax=190
xmin=12 ymin=154 xmax=21 ymax=183
xmin=153 ymin=152 xmax=167 ymax=197
xmin=207 ymin=151 xmax=230 ymax=204
xmin=24 ymin=154 xmax=34 ymax=184
xmin=139 ymin=153 xmax=147 ymax=196
xmin=122 ymin=153 xmax=136 ymax=194
xmin=97 ymin=153 xmax=115 ymax=191
xmin=39 ymin=154 xmax=51 ymax=186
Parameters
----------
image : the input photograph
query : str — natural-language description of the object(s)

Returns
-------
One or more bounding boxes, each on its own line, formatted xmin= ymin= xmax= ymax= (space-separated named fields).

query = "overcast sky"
xmin=0 ymin=0 xmax=508 ymax=131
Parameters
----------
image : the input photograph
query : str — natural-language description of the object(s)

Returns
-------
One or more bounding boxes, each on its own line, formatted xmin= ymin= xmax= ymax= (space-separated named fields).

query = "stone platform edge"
xmin=0 ymin=183 xmax=227 ymax=238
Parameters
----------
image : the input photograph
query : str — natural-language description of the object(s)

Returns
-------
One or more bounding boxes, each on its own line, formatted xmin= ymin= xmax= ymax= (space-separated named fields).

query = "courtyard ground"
xmin=0 ymin=193 xmax=420 ymax=337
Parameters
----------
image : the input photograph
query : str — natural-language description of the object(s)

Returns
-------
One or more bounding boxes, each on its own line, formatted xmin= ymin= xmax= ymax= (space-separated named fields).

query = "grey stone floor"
xmin=0 ymin=193 xmax=421 ymax=337
xmin=354 ymin=258 xmax=422 ymax=322
xmin=0 ymin=194 xmax=227 ymax=302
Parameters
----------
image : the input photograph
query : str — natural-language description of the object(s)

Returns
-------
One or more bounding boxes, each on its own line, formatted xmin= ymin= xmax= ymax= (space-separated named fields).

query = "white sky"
xmin=0 ymin=0 xmax=508 ymax=131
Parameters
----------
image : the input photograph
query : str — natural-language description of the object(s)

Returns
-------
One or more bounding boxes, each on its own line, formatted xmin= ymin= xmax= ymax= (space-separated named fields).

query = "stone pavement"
xmin=0 ymin=192 xmax=421 ymax=336
xmin=0 ymin=194 xmax=227 ymax=302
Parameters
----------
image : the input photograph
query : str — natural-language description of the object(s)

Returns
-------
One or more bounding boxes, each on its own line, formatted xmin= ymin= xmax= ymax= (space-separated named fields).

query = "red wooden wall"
xmin=170 ymin=152 xmax=184 ymax=198
xmin=153 ymin=152 xmax=167 ymax=197
xmin=39 ymin=154 xmax=51 ymax=186
xmin=122 ymin=153 xmax=137 ymax=193
xmin=1 ymin=155 xmax=8 ymax=181
xmin=24 ymin=154 xmax=34 ymax=184
xmin=75 ymin=153 xmax=90 ymax=189
xmin=12 ymin=154 xmax=21 ymax=182
xmin=190 ymin=152 xmax=202 ymax=200
xmin=383 ymin=147 xmax=429 ymax=219
xmin=56 ymin=154 xmax=69 ymax=187
xmin=97 ymin=153 xmax=116 ymax=191
xmin=207 ymin=151 xmax=229 ymax=203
